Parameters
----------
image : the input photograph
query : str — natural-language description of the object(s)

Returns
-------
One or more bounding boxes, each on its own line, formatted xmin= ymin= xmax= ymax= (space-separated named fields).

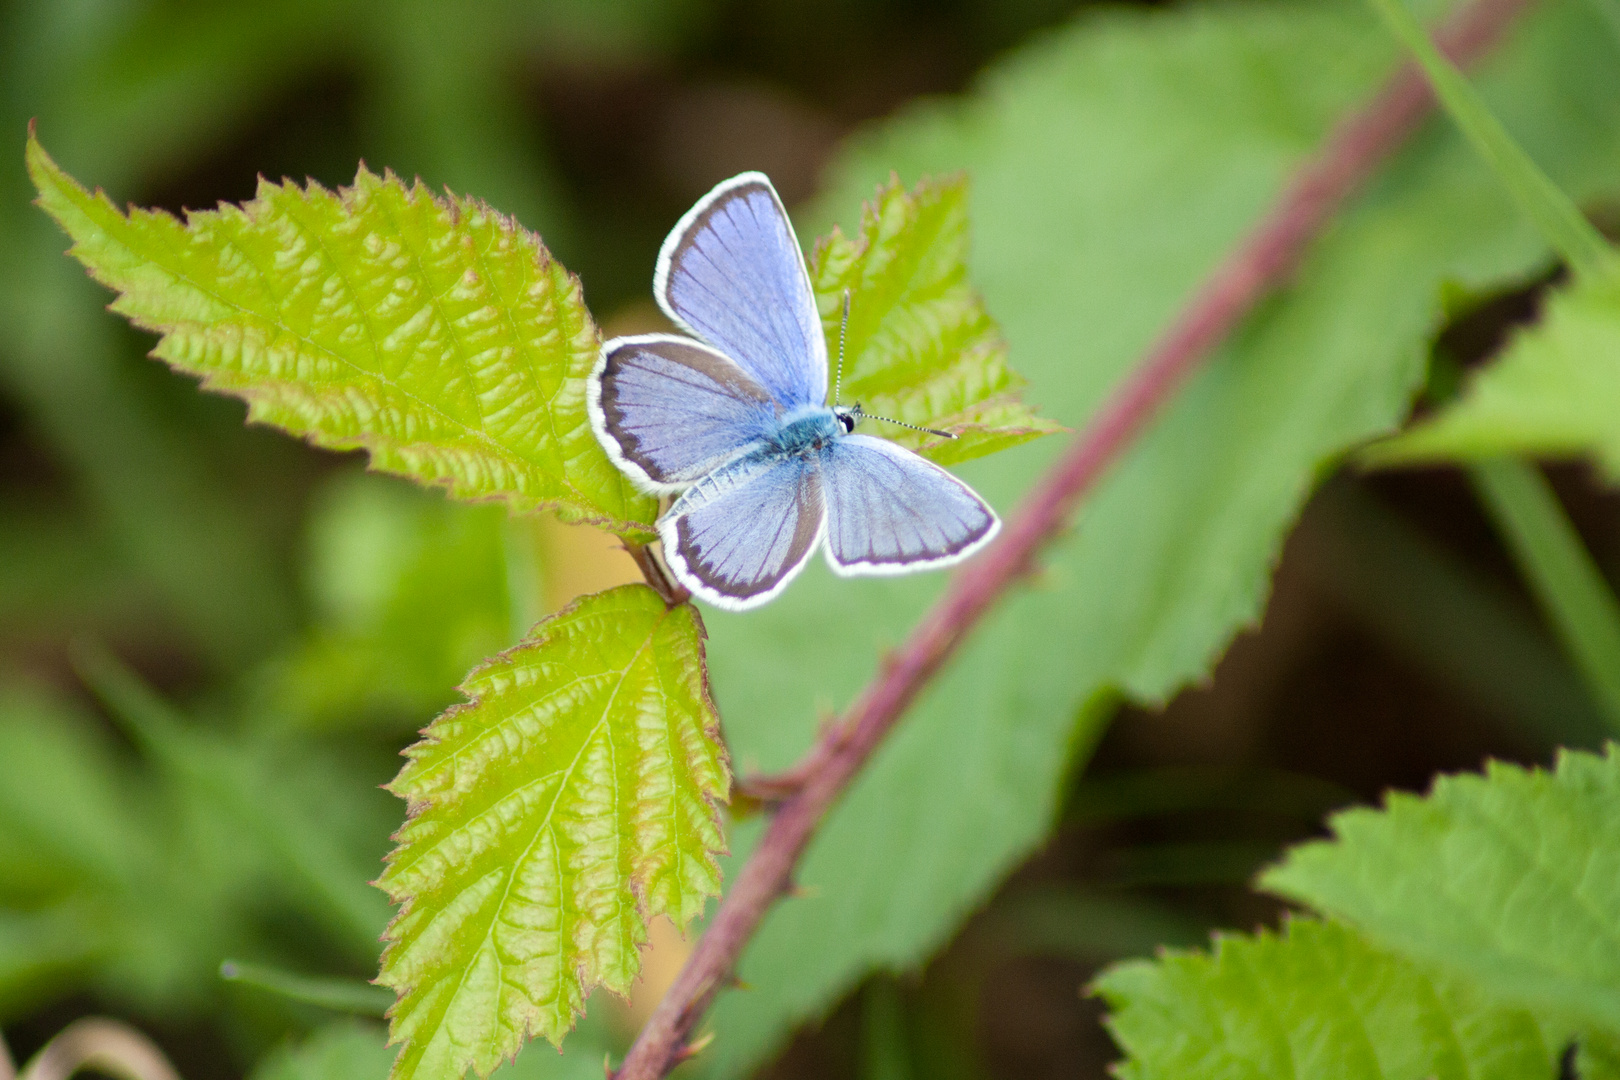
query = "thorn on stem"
xmin=674 ymin=1032 xmax=716 ymax=1063
xmin=734 ymin=771 xmax=807 ymax=804
xmin=735 ymin=733 xmax=845 ymax=803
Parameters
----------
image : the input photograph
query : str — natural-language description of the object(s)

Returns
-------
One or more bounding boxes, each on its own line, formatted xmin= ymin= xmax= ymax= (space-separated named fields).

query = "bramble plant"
xmin=24 ymin=135 xmax=1056 ymax=1080
xmin=9 ymin=0 xmax=1620 ymax=1078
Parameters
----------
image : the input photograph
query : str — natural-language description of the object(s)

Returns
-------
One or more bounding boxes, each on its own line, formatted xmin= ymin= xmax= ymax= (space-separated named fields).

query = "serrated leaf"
xmin=698 ymin=0 xmax=1620 ymax=1072
xmin=1366 ymin=265 xmax=1620 ymax=478
xmin=1260 ymin=746 xmax=1620 ymax=1033
xmin=25 ymin=135 xmax=658 ymax=539
xmin=1095 ymin=918 xmax=1570 ymax=1080
xmin=376 ymin=585 xmax=728 ymax=1080
xmin=810 ymin=175 xmax=1060 ymax=464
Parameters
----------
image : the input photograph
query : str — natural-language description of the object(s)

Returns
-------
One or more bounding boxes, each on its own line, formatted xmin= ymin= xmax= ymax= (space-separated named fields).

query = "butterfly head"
xmin=834 ymin=401 xmax=959 ymax=442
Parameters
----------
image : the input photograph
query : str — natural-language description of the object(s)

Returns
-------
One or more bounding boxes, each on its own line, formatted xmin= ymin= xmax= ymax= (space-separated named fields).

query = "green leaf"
xmin=1587 ymin=0 xmax=1620 ymax=46
xmin=1260 ymin=746 xmax=1620 ymax=1033
xmin=25 ymin=134 xmax=658 ymax=539
xmin=1367 ymin=266 xmax=1620 ymax=476
xmin=699 ymin=0 xmax=1620 ymax=1072
xmin=1095 ymin=918 xmax=1570 ymax=1080
xmin=810 ymin=175 xmax=1061 ymax=464
xmin=1365 ymin=0 xmax=1615 ymax=279
xmin=376 ymin=585 xmax=728 ymax=1080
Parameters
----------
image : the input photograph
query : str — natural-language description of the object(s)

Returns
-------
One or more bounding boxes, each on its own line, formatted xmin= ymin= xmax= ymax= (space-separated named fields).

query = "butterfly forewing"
xmin=821 ymin=435 xmax=999 ymax=575
xmin=589 ymin=334 xmax=778 ymax=493
xmin=660 ymin=453 xmax=827 ymax=610
xmin=655 ymin=173 xmax=828 ymax=410
xmin=590 ymin=171 xmax=1001 ymax=611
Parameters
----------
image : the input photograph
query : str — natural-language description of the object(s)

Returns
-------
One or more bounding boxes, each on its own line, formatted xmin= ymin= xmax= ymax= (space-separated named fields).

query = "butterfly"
xmin=587 ymin=172 xmax=1000 ymax=611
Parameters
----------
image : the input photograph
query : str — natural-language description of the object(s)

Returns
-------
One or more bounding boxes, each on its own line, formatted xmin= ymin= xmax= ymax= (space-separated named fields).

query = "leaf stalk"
xmin=1469 ymin=459 xmax=1620 ymax=734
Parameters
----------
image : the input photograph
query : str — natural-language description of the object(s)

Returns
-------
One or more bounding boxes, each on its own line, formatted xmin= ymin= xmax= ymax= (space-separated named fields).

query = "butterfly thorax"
xmin=769 ymin=406 xmax=846 ymax=458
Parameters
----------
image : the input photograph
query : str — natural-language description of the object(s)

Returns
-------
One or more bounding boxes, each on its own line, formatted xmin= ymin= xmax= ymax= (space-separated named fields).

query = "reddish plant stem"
xmin=614 ymin=0 xmax=1535 ymax=1075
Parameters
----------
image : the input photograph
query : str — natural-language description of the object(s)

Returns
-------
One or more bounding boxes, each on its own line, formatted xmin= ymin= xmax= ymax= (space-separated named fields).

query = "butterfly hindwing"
xmin=589 ymin=333 xmax=778 ymax=493
xmin=588 ymin=171 xmax=1001 ymax=611
xmin=660 ymin=452 xmax=827 ymax=610
xmin=821 ymin=435 xmax=999 ymax=575
xmin=654 ymin=173 xmax=828 ymax=410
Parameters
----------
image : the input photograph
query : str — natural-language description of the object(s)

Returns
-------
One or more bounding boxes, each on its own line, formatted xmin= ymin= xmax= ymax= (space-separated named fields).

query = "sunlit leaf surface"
xmin=1096 ymin=919 xmax=1569 ymax=1080
xmin=1262 ymin=746 xmax=1620 ymax=1032
xmin=376 ymin=585 xmax=728 ymax=1080
xmin=811 ymin=175 xmax=1061 ymax=464
xmin=27 ymin=135 xmax=658 ymax=539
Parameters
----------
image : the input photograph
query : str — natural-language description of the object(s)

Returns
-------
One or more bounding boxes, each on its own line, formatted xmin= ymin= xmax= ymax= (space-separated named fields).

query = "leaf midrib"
xmin=397 ymin=604 xmax=669 ymax=1073
xmin=105 ymin=178 xmax=616 ymax=517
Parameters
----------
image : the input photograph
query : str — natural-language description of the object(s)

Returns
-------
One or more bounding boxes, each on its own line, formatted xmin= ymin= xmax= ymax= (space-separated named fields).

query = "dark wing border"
xmin=821 ymin=435 xmax=1000 ymax=577
xmin=651 ymin=171 xmax=827 ymax=408
xmin=657 ymin=455 xmax=827 ymax=611
xmin=587 ymin=332 xmax=775 ymax=495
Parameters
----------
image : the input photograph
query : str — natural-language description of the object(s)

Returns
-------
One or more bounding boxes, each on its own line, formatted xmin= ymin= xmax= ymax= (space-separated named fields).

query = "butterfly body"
xmin=587 ymin=172 xmax=1000 ymax=610
xmin=771 ymin=408 xmax=845 ymax=455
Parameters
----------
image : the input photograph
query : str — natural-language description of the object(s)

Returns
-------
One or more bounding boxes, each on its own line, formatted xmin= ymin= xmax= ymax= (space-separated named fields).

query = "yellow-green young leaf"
xmin=1366 ymin=265 xmax=1620 ymax=478
xmin=25 ymin=134 xmax=658 ymax=538
xmin=1260 ymin=746 xmax=1620 ymax=1034
xmin=376 ymin=585 xmax=728 ymax=1080
xmin=811 ymin=175 xmax=1062 ymax=465
xmin=1095 ymin=919 xmax=1571 ymax=1080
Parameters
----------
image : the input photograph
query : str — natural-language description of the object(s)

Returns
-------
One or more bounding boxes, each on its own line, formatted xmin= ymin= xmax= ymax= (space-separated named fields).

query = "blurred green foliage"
xmin=6 ymin=0 xmax=1620 ymax=1078
xmin=259 ymin=472 xmax=514 ymax=734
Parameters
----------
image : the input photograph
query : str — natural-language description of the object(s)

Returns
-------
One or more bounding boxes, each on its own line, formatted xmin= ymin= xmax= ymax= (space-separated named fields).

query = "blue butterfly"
xmin=587 ymin=172 xmax=1000 ymax=611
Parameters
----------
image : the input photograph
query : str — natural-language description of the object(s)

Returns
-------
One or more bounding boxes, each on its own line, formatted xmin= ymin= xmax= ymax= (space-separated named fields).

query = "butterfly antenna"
xmin=833 ymin=288 xmax=852 ymax=405
xmin=835 ymin=290 xmax=955 ymax=439
xmin=859 ymin=411 xmax=958 ymax=440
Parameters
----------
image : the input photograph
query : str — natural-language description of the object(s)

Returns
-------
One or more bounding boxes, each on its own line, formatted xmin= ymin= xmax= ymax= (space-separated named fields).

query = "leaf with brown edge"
xmin=26 ymin=131 xmax=658 ymax=539
xmin=810 ymin=174 xmax=1062 ymax=464
xmin=375 ymin=585 xmax=729 ymax=1080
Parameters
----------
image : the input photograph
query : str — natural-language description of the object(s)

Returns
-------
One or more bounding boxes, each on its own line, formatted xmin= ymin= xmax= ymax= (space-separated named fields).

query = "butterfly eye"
xmin=837 ymin=411 xmax=857 ymax=434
